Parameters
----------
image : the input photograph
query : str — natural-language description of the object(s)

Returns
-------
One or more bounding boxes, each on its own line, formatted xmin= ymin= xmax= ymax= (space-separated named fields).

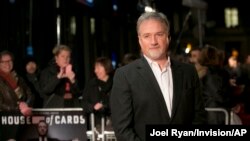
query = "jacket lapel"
xmin=170 ymin=60 xmax=183 ymax=119
xmin=137 ymin=57 xmax=171 ymax=120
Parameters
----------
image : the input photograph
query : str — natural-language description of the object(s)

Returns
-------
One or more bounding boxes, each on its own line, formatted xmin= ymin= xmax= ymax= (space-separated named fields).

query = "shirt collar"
xmin=144 ymin=55 xmax=171 ymax=69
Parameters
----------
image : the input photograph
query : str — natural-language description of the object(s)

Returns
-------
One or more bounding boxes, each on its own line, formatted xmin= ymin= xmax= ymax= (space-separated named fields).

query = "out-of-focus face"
xmin=190 ymin=50 xmax=201 ymax=64
xmin=26 ymin=61 xmax=37 ymax=74
xmin=0 ymin=54 xmax=13 ymax=73
xmin=228 ymin=57 xmax=237 ymax=68
xmin=246 ymin=55 xmax=250 ymax=64
xmin=94 ymin=63 xmax=108 ymax=81
xmin=37 ymin=121 xmax=48 ymax=136
xmin=55 ymin=50 xmax=71 ymax=68
xmin=138 ymin=19 xmax=170 ymax=61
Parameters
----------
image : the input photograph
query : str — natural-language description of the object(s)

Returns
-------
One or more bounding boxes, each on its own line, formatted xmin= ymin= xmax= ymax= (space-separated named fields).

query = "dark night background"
xmin=0 ymin=0 xmax=250 ymax=88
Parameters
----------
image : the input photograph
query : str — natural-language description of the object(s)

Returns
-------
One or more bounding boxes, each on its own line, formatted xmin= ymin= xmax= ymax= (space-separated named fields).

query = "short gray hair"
xmin=52 ymin=44 xmax=71 ymax=56
xmin=136 ymin=12 xmax=170 ymax=35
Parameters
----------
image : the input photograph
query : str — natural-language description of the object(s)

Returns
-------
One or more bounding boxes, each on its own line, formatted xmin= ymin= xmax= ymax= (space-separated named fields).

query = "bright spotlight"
xmin=144 ymin=6 xmax=155 ymax=12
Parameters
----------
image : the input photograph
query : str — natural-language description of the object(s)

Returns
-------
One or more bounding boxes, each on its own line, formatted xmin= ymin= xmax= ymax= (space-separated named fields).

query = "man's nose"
xmin=150 ymin=36 xmax=158 ymax=45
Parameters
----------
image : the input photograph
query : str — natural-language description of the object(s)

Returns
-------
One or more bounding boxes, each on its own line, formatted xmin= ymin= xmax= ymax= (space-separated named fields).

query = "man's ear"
xmin=168 ymin=36 xmax=171 ymax=42
xmin=138 ymin=36 xmax=142 ymax=48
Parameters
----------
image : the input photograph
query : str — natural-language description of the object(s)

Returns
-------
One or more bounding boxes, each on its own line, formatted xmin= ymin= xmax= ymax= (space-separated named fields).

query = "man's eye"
xmin=143 ymin=35 xmax=150 ymax=38
xmin=157 ymin=33 xmax=164 ymax=37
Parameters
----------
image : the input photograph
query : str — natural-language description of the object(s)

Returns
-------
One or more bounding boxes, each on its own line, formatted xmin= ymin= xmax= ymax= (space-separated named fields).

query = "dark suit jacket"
xmin=110 ymin=57 xmax=207 ymax=141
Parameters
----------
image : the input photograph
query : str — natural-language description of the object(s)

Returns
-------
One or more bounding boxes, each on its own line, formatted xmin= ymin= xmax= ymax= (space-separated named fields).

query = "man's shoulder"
xmin=171 ymin=59 xmax=195 ymax=70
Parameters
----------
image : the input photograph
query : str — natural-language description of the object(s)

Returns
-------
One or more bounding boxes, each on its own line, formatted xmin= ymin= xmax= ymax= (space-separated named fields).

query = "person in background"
xmin=82 ymin=57 xmax=114 ymax=134
xmin=241 ymin=55 xmax=250 ymax=114
xmin=234 ymin=54 xmax=250 ymax=124
xmin=199 ymin=45 xmax=231 ymax=124
xmin=189 ymin=48 xmax=207 ymax=79
xmin=224 ymin=56 xmax=243 ymax=87
xmin=110 ymin=12 xmax=207 ymax=141
xmin=0 ymin=50 xmax=33 ymax=115
xmin=39 ymin=44 xmax=81 ymax=108
xmin=23 ymin=57 xmax=43 ymax=108
xmin=28 ymin=120 xmax=60 ymax=141
xmin=224 ymin=56 xmax=244 ymax=107
xmin=119 ymin=53 xmax=139 ymax=67
xmin=0 ymin=50 xmax=34 ymax=141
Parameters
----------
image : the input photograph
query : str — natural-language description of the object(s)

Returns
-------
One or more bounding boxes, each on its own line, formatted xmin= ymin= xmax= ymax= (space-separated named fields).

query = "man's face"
xmin=55 ymin=50 xmax=71 ymax=68
xmin=138 ymin=19 xmax=170 ymax=61
xmin=38 ymin=122 xmax=48 ymax=136
xmin=0 ymin=54 xmax=13 ymax=73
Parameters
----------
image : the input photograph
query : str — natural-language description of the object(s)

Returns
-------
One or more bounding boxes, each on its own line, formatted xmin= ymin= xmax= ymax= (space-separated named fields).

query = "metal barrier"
xmin=100 ymin=117 xmax=116 ymax=141
xmin=86 ymin=113 xmax=117 ymax=141
xmin=205 ymin=107 xmax=229 ymax=125
xmin=86 ymin=113 xmax=96 ymax=141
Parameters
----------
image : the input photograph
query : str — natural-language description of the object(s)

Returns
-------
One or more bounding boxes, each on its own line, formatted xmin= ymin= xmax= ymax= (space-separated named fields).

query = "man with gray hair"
xmin=110 ymin=12 xmax=207 ymax=141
